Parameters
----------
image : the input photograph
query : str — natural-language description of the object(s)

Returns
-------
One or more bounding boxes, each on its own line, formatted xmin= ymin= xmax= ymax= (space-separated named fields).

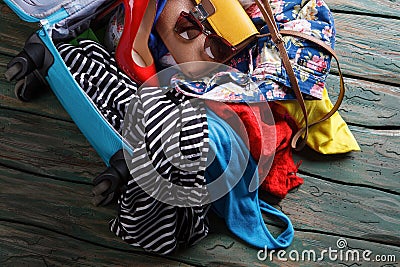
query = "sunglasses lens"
xmin=175 ymin=12 xmax=202 ymax=40
xmin=204 ymin=35 xmax=235 ymax=62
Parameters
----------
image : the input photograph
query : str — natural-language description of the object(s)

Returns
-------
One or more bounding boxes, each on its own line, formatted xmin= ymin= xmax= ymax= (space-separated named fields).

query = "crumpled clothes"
xmin=207 ymin=100 xmax=303 ymax=199
xmin=57 ymin=39 xmax=210 ymax=254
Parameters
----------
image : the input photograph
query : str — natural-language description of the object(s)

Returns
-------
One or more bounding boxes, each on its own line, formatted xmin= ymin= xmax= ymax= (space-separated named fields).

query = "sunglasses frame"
xmin=174 ymin=11 xmax=237 ymax=62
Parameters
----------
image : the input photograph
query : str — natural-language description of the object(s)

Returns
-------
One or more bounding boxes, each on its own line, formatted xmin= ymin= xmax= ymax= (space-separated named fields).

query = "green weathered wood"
xmin=333 ymin=14 xmax=400 ymax=85
xmin=294 ymin=127 xmax=400 ymax=193
xmin=1 ymin=166 xmax=399 ymax=266
xmin=0 ymin=4 xmax=37 ymax=56
xmin=326 ymin=0 xmax=400 ymax=18
xmin=0 ymin=222 xmax=193 ymax=267
xmin=272 ymin=174 xmax=400 ymax=246
xmin=0 ymin=57 xmax=70 ymax=121
xmin=0 ymin=108 xmax=103 ymax=183
xmin=326 ymin=75 xmax=400 ymax=127
xmin=0 ymin=166 xmax=274 ymax=266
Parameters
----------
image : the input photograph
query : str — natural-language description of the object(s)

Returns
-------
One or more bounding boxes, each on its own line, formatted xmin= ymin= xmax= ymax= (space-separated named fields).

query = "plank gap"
xmin=346 ymin=122 xmax=400 ymax=131
xmin=0 ymin=106 xmax=73 ymax=124
xmin=331 ymin=9 xmax=400 ymax=20
xmin=297 ymin=170 xmax=400 ymax=196
xmin=0 ymin=218 xmax=202 ymax=267
xmin=0 ymin=162 xmax=93 ymax=186
xmin=289 ymin=227 xmax=400 ymax=248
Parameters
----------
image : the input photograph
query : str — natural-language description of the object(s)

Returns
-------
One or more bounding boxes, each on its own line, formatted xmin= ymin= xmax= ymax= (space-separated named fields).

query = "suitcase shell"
xmin=4 ymin=0 xmax=127 ymax=165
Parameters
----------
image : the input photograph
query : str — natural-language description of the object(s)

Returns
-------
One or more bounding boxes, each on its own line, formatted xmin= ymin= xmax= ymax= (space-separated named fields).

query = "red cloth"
xmin=206 ymin=101 xmax=303 ymax=199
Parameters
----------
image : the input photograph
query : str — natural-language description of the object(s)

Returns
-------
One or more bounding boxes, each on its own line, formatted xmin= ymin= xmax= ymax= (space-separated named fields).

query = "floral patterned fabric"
xmin=157 ymin=0 xmax=336 ymax=102
xmin=245 ymin=0 xmax=336 ymax=101
xmin=170 ymin=70 xmax=268 ymax=102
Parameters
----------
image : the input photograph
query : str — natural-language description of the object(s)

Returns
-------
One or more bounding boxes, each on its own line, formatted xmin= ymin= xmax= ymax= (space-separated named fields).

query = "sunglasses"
xmin=174 ymin=11 xmax=236 ymax=62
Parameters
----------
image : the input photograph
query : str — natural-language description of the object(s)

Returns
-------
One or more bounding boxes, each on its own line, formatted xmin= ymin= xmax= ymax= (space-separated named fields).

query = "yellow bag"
xmin=277 ymin=89 xmax=360 ymax=154
xmin=194 ymin=0 xmax=259 ymax=47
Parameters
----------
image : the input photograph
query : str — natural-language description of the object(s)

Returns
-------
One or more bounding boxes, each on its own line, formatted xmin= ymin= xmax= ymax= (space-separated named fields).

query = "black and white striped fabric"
xmin=57 ymin=39 xmax=137 ymax=133
xmin=112 ymin=87 xmax=210 ymax=254
xmin=56 ymin=40 xmax=210 ymax=254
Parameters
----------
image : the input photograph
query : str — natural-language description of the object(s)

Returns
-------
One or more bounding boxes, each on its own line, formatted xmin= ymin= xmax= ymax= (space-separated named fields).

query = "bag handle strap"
xmin=280 ymin=29 xmax=346 ymax=142
xmin=255 ymin=0 xmax=345 ymax=150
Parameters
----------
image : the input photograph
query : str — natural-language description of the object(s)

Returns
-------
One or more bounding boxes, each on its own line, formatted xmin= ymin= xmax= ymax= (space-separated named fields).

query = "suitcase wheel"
xmin=92 ymin=150 xmax=130 ymax=206
xmin=5 ymin=33 xmax=53 ymax=102
xmin=4 ymin=62 xmax=24 ymax=82
xmin=92 ymin=184 xmax=114 ymax=207
xmin=92 ymin=167 xmax=121 ymax=206
xmin=14 ymin=70 xmax=48 ymax=102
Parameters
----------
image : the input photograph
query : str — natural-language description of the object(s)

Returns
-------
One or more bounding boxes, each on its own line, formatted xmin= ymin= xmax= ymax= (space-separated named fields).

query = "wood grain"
xmin=0 ymin=222 xmax=193 ymax=267
xmin=294 ymin=127 xmax=400 ymax=193
xmin=333 ymin=14 xmax=400 ymax=85
xmin=326 ymin=75 xmax=400 ymax=127
xmin=326 ymin=0 xmax=400 ymax=18
xmin=0 ymin=108 xmax=103 ymax=183
xmin=1 ymin=166 xmax=398 ymax=266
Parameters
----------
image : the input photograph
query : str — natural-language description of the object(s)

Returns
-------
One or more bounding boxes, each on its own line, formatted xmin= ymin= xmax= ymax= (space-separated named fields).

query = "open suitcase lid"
xmin=4 ymin=0 xmax=108 ymax=25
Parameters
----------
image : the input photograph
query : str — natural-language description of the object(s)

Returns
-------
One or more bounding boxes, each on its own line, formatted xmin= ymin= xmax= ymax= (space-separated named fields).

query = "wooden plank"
xmin=0 ymin=222 xmax=193 ymax=267
xmin=1 ymin=166 xmax=399 ymax=266
xmin=326 ymin=75 xmax=400 ymax=127
xmin=2 ymin=223 xmax=398 ymax=267
xmin=0 ymin=165 xmax=273 ymax=266
xmin=0 ymin=4 xmax=37 ymax=56
xmin=295 ymin=127 xmax=400 ymax=193
xmin=0 ymin=108 xmax=103 ymax=183
xmin=271 ymin=174 xmax=400 ymax=246
xmin=326 ymin=0 xmax=400 ymax=18
xmin=333 ymin=13 xmax=400 ymax=85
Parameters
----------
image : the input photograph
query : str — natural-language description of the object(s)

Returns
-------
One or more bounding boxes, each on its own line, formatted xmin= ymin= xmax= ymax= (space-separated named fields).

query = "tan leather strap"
xmin=255 ymin=0 xmax=308 ymax=150
xmin=280 ymin=30 xmax=346 ymax=142
xmin=255 ymin=0 xmax=345 ymax=150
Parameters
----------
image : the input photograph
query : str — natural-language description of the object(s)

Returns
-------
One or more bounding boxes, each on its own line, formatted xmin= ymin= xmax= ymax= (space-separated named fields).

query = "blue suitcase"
xmin=3 ymin=0 xmax=298 ymax=254
xmin=4 ymin=0 xmax=135 ymax=205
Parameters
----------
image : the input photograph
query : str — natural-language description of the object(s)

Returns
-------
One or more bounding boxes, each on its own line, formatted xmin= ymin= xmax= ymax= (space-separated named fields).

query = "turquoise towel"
xmin=206 ymin=109 xmax=294 ymax=250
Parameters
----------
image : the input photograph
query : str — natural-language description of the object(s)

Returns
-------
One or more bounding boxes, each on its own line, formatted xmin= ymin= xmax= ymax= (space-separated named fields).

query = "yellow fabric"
xmin=277 ymin=88 xmax=360 ymax=154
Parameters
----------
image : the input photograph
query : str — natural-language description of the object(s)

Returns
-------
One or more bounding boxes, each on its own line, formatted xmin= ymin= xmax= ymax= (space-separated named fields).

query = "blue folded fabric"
xmin=206 ymin=109 xmax=294 ymax=250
